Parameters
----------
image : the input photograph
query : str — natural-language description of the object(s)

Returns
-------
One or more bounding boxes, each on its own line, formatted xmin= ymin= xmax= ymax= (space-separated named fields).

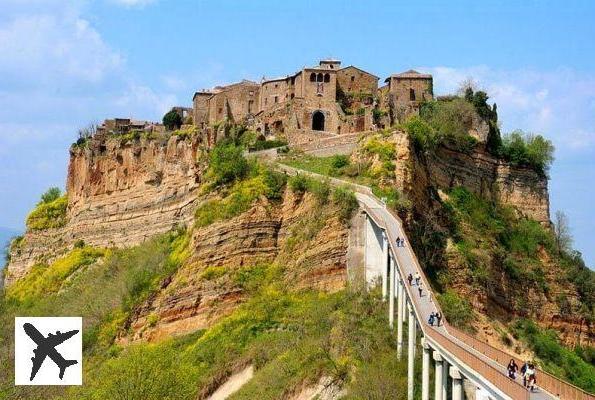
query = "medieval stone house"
xmin=189 ymin=59 xmax=433 ymax=145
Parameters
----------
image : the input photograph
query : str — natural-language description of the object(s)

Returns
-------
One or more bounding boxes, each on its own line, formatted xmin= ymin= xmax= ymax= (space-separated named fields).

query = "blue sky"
xmin=1 ymin=0 xmax=594 ymax=266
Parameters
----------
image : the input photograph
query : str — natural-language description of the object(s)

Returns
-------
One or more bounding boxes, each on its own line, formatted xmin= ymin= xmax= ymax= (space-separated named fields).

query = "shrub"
xmin=200 ymin=266 xmax=227 ymax=281
xmin=207 ymin=142 xmax=249 ymax=186
xmin=26 ymin=192 xmax=68 ymax=231
xmin=363 ymin=137 xmax=395 ymax=161
xmin=288 ymin=174 xmax=309 ymax=194
xmin=332 ymin=186 xmax=358 ymax=222
xmin=500 ymin=130 xmax=554 ymax=175
xmin=437 ymin=289 xmax=474 ymax=329
xmin=401 ymin=115 xmax=440 ymax=153
xmin=40 ymin=187 xmax=61 ymax=204
xmin=262 ymin=169 xmax=287 ymax=200
xmin=252 ymin=139 xmax=288 ymax=151
xmin=513 ymin=319 xmax=595 ymax=391
xmin=195 ymin=176 xmax=268 ymax=227
xmin=330 ymin=154 xmax=350 ymax=169
xmin=162 ymin=110 xmax=183 ymax=130
xmin=6 ymin=247 xmax=105 ymax=304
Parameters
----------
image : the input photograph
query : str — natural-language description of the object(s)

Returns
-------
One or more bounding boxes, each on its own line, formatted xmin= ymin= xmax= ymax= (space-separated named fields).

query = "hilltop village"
xmin=97 ymin=59 xmax=434 ymax=146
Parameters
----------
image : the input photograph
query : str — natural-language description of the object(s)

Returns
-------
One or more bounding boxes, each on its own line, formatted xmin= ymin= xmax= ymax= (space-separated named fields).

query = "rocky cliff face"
xmin=5 ymin=134 xmax=204 ymax=285
xmin=122 ymin=190 xmax=353 ymax=342
xmin=386 ymin=131 xmax=550 ymax=224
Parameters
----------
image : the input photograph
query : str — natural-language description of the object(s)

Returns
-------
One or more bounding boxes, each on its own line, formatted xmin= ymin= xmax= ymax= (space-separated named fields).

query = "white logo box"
xmin=15 ymin=317 xmax=82 ymax=385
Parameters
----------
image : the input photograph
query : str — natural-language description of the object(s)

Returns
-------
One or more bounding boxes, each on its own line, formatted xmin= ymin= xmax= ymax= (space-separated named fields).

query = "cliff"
xmin=385 ymin=131 xmax=550 ymax=225
xmin=5 ymin=133 xmax=204 ymax=285
xmin=123 ymin=189 xmax=353 ymax=342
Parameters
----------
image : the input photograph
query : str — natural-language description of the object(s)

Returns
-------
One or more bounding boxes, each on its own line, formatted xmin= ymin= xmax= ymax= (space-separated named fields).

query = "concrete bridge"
xmin=274 ymin=162 xmax=594 ymax=400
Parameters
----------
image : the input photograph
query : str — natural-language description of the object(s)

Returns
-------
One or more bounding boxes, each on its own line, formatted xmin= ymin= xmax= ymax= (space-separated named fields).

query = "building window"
xmin=310 ymin=73 xmax=316 ymax=82
xmin=317 ymin=73 xmax=323 ymax=82
xmin=275 ymin=84 xmax=278 ymax=88
xmin=409 ymin=88 xmax=416 ymax=101
xmin=265 ymin=98 xmax=268 ymax=105
xmin=324 ymin=73 xmax=330 ymax=83
xmin=351 ymin=76 xmax=355 ymax=82
xmin=274 ymin=96 xmax=278 ymax=103
xmin=249 ymin=91 xmax=254 ymax=96
xmin=330 ymin=64 xmax=334 ymax=69
xmin=290 ymin=93 xmax=295 ymax=99
xmin=218 ymin=107 xmax=223 ymax=114
xmin=248 ymin=100 xmax=254 ymax=113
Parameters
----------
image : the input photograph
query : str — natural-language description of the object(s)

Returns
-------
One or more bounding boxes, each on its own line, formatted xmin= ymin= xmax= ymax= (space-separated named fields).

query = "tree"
xmin=162 ymin=110 xmax=182 ymax=130
xmin=40 ymin=187 xmax=62 ymax=204
xmin=207 ymin=142 xmax=249 ymax=185
xmin=554 ymin=210 xmax=573 ymax=254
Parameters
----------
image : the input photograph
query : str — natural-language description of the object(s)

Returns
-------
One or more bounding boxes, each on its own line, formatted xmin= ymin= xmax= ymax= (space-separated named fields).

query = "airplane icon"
xmin=23 ymin=322 xmax=79 ymax=381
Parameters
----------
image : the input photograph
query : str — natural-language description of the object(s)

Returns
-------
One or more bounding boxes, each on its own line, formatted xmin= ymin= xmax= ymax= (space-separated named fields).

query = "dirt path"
xmin=206 ymin=365 xmax=254 ymax=400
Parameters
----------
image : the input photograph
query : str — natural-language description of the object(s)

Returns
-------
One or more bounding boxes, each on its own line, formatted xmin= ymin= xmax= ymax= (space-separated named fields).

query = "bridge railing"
xmin=275 ymin=163 xmax=595 ymax=400
xmin=446 ymin=323 xmax=595 ymax=400
xmin=425 ymin=326 xmax=530 ymax=400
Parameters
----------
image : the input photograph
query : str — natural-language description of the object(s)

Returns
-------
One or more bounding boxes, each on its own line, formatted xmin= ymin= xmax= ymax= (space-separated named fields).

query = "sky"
xmin=0 ymin=0 xmax=594 ymax=266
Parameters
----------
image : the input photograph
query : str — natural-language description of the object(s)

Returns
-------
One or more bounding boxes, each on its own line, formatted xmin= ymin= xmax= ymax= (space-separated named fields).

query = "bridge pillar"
xmin=397 ymin=279 xmax=404 ymax=359
xmin=449 ymin=366 xmax=463 ymax=400
xmin=421 ymin=339 xmax=430 ymax=400
xmin=389 ymin=254 xmax=395 ymax=328
xmin=407 ymin=301 xmax=415 ymax=400
xmin=432 ymin=351 xmax=443 ymax=400
xmin=381 ymin=232 xmax=388 ymax=300
xmin=442 ymin=358 xmax=448 ymax=400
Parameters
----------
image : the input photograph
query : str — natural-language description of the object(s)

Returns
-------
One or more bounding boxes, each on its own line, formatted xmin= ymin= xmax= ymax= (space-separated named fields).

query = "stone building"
xmin=190 ymin=60 xmax=433 ymax=145
xmin=382 ymin=70 xmax=433 ymax=124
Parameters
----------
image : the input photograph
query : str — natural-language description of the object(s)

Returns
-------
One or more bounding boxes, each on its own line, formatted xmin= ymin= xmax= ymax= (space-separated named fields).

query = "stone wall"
xmin=336 ymin=66 xmax=378 ymax=94
xmin=4 ymin=134 xmax=203 ymax=286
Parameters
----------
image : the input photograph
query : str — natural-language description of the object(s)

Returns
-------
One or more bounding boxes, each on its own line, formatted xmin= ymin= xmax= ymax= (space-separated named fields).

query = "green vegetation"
xmin=0 ymin=228 xmax=191 ymax=399
xmin=402 ymin=97 xmax=479 ymax=155
xmin=195 ymin=164 xmax=287 ymax=228
xmin=6 ymin=247 xmax=105 ymax=306
xmin=206 ymin=142 xmax=250 ymax=185
xmin=287 ymin=174 xmax=358 ymax=222
xmin=499 ymin=130 xmax=555 ymax=176
xmin=25 ymin=188 xmax=68 ymax=230
xmin=437 ymin=289 xmax=474 ymax=330
xmin=282 ymin=152 xmax=411 ymax=212
xmin=251 ymin=138 xmax=288 ymax=151
xmin=162 ymin=110 xmax=183 ymax=130
xmin=66 ymin=268 xmax=410 ymax=400
xmin=512 ymin=320 xmax=595 ymax=391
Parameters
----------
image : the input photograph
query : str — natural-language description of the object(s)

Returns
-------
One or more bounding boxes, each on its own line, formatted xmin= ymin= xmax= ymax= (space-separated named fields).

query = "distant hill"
xmin=0 ymin=227 xmax=21 ymax=268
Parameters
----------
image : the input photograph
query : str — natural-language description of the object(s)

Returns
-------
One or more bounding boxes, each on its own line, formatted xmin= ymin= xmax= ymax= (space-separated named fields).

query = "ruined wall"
xmin=5 ymin=135 xmax=203 ymax=286
xmin=336 ymin=66 xmax=378 ymax=94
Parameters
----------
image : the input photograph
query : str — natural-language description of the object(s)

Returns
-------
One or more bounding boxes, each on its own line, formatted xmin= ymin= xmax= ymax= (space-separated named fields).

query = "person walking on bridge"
xmin=396 ymin=236 xmax=401 ymax=247
xmin=414 ymin=272 xmax=420 ymax=286
xmin=435 ymin=312 xmax=442 ymax=327
xmin=507 ymin=359 xmax=519 ymax=380
xmin=525 ymin=363 xmax=536 ymax=391
xmin=418 ymin=283 xmax=423 ymax=297
xmin=407 ymin=273 xmax=413 ymax=286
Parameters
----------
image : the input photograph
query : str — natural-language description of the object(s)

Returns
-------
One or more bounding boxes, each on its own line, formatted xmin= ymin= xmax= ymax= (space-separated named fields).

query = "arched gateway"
xmin=312 ymin=110 xmax=325 ymax=131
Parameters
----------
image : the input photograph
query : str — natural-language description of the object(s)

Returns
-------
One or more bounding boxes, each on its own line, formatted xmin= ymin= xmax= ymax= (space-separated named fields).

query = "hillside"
xmin=1 ymin=91 xmax=594 ymax=398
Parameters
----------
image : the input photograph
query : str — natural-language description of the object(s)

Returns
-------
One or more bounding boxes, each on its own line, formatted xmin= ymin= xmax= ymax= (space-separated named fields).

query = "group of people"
xmin=395 ymin=236 xmax=406 ymax=247
xmin=507 ymin=359 xmax=537 ymax=391
xmin=407 ymin=272 xmax=424 ymax=297
xmin=428 ymin=311 xmax=442 ymax=326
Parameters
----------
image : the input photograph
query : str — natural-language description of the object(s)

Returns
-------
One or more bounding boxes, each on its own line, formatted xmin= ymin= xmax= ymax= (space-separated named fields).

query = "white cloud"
xmin=422 ymin=66 xmax=595 ymax=155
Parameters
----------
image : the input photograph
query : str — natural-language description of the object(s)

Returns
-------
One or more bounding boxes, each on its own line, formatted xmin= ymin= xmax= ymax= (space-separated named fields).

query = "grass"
xmin=26 ymin=194 xmax=68 ymax=230
xmin=512 ymin=319 xmax=595 ymax=392
xmin=0 ymin=228 xmax=191 ymax=400
xmin=437 ymin=289 xmax=475 ymax=330
xmin=281 ymin=152 xmax=410 ymax=212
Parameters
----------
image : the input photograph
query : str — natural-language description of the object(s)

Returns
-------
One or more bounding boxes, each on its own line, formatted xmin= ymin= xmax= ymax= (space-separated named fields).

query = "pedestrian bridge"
xmin=275 ymin=163 xmax=594 ymax=400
